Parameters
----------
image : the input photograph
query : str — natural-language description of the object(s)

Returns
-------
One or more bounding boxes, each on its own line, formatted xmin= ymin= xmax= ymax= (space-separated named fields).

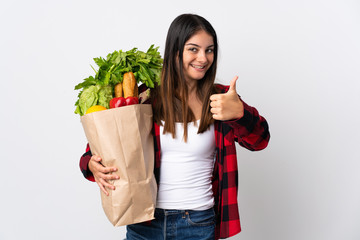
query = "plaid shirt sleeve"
xmin=213 ymin=84 xmax=270 ymax=239
xmin=79 ymin=144 xmax=95 ymax=182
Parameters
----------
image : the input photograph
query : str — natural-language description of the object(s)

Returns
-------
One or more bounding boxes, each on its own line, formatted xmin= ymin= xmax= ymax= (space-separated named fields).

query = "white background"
xmin=1 ymin=0 xmax=359 ymax=239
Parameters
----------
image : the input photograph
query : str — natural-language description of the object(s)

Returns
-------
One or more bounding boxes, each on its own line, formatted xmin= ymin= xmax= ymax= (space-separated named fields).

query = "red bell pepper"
xmin=125 ymin=97 xmax=139 ymax=106
xmin=109 ymin=97 xmax=126 ymax=108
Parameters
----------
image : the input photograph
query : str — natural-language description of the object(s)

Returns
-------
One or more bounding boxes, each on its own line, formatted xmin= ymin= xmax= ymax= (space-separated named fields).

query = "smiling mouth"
xmin=191 ymin=64 xmax=206 ymax=69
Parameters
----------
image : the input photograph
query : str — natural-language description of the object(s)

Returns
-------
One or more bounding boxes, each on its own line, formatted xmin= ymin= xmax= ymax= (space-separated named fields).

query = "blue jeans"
xmin=126 ymin=208 xmax=216 ymax=240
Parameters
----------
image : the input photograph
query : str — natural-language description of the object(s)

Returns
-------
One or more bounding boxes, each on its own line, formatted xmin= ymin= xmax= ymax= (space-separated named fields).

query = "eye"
xmin=206 ymin=48 xmax=214 ymax=53
xmin=188 ymin=47 xmax=198 ymax=52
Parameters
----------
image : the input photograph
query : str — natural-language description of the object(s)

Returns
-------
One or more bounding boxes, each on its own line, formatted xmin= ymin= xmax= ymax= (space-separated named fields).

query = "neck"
xmin=186 ymin=81 xmax=197 ymax=96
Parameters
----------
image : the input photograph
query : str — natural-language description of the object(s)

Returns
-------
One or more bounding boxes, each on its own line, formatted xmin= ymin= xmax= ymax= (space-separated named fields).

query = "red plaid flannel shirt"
xmin=79 ymin=84 xmax=270 ymax=239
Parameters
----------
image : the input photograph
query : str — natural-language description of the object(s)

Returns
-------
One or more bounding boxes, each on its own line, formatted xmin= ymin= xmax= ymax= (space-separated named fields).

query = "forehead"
xmin=185 ymin=30 xmax=214 ymax=47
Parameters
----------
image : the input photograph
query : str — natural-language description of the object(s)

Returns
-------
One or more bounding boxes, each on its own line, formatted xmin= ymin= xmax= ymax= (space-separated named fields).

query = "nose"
xmin=197 ymin=50 xmax=208 ymax=63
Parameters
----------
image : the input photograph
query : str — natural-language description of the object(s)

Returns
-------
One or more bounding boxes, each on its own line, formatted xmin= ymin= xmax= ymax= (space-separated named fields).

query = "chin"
xmin=191 ymin=72 xmax=206 ymax=80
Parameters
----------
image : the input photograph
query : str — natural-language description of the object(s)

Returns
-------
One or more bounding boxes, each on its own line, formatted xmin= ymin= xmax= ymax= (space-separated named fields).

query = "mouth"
xmin=190 ymin=64 xmax=206 ymax=70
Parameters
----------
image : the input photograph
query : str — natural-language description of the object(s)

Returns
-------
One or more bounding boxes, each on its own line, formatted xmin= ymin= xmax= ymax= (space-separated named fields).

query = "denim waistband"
xmin=155 ymin=207 xmax=214 ymax=216
xmin=155 ymin=208 xmax=186 ymax=216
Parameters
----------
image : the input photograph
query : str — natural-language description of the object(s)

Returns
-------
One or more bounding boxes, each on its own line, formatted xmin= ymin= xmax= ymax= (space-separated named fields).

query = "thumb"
xmin=228 ymin=76 xmax=238 ymax=93
xmin=92 ymin=155 xmax=102 ymax=162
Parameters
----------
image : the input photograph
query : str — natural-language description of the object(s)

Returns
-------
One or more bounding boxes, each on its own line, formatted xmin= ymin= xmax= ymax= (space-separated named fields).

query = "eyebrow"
xmin=185 ymin=43 xmax=214 ymax=48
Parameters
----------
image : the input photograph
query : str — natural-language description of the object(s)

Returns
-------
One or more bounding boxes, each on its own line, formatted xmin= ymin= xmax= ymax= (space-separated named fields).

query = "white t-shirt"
xmin=157 ymin=120 xmax=216 ymax=210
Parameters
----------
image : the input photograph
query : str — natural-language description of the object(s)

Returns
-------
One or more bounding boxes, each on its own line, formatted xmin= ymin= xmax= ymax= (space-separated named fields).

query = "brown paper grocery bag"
xmin=80 ymin=104 xmax=157 ymax=226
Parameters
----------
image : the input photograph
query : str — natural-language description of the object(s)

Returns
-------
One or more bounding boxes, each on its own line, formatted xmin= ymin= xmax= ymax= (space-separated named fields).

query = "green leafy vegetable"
xmin=74 ymin=45 xmax=163 ymax=115
xmin=74 ymin=85 xmax=113 ymax=116
xmin=74 ymin=85 xmax=100 ymax=116
xmin=98 ymin=85 xmax=113 ymax=109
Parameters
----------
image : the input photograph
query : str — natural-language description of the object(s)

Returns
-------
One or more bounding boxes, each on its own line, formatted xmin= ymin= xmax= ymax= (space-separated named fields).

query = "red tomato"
xmin=109 ymin=97 xmax=126 ymax=108
xmin=125 ymin=97 xmax=139 ymax=106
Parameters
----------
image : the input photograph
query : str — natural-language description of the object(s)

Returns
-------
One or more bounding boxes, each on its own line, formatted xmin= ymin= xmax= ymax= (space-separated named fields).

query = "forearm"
xmin=225 ymin=100 xmax=270 ymax=151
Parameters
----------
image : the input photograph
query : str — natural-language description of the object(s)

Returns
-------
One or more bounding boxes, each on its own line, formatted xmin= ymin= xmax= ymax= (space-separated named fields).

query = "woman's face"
xmin=182 ymin=30 xmax=214 ymax=84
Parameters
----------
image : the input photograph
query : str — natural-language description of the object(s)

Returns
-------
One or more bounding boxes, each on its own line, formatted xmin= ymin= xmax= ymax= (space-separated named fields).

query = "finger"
xmin=91 ymin=155 xmax=102 ymax=162
xmin=97 ymin=181 xmax=109 ymax=196
xmin=99 ymin=177 xmax=116 ymax=191
xmin=210 ymin=107 xmax=219 ymax=114
xmin=212 ymin=113 xmax=221 ymax=120
xmin=101 ymin=166 xmax=118 ymax=174
xmin=93 ymin=161 xmax=117 ymax=173
xmin=228 ymin=76 xmax=238 ymax=92
xmin=209 ymin=94 xmax=221 ymax=101
xmin=101 ymin=172 xmax=120 ymax=181
xmin=210 ymin=100 xmax=219 ymax=108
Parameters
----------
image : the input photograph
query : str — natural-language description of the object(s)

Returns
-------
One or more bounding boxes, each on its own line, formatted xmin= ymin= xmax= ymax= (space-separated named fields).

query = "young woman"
xmin=79 ymin=14 xmax=270 ymax=240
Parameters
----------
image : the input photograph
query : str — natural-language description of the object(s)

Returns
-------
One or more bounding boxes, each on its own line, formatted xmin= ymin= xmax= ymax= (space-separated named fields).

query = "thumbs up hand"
xmin=210 ymin=76 xmax=244 ymax=121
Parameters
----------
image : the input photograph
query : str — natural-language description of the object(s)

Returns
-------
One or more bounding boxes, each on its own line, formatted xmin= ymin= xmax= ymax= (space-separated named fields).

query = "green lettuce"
xmin=98 ymin=85 xmax=113 ymax=109
xmin=74 ymin=85 xmax=113 ymax=116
